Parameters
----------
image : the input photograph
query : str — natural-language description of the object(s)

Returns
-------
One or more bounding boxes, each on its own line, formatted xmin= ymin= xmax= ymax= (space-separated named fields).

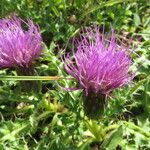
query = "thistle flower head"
xmin=0 ymin=16 xmax=42 ymax=68
xmin=64 ymin=26 xmax=132 ymax=95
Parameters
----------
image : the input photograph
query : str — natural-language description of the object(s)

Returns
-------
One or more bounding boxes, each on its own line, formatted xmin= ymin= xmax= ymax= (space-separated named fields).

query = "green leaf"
xmin=127 ymin=78 xmax=147 ymax=96
xmin=143 ymin=80 xmax=150 ymax=114
xmin=85 ymin=120 xmax=105 ymax=141
xmin=101 ymin=125 xmax=123 ymax=149
xmin=134 ymin=13 xmax=141 ymax=27
xmin=81 ymin=0 xmax=136 ymax=18
xmin=123 ymin=121 xmax=150 ymax=139
xmin=78 ymin=139 xmax=93 ymax=150
xmin=0 ymin=120 xmax=30 ymax=143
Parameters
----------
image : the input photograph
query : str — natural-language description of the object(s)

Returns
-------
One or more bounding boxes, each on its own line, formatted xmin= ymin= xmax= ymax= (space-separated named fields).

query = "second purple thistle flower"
xmin=0 ymin=16 xmax=43 ymax=92
xmin=64 ymin=26 xmax=132 ymax=119
xmin=0 ymin=16 xmax=42 ymax=68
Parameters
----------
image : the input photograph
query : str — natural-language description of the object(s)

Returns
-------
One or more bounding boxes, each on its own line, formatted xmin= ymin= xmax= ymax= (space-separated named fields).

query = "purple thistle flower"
xmin=0 ymin=16 xmax=43 ymax=93
xmin=64 ymin=26 xmax=132 ymax=119
xmin=0 ymin=16 xmax=42 ymax=68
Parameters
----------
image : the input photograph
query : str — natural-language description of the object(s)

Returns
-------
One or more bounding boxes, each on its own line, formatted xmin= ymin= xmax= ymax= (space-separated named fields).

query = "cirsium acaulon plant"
xmin=64 ymin=26 xmax=133 ymax=119
xmin=0 ymin=16 xmax=43 ymax=92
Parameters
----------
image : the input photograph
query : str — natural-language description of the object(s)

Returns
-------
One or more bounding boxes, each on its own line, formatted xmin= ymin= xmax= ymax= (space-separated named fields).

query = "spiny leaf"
xmin=101 ymin=125 xmax=123 ymax=149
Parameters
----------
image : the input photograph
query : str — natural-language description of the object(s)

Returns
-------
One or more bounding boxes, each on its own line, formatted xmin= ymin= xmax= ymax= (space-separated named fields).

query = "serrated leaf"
xmin=101 ymin=125 xmax=123 ymax=150
xmin=85 ymin=120 xmax=105 ymax=141
xmin=0 ymin=120 xmax=30 ymax=143
xmin=127 ymin=78 xmax=147 ymax=96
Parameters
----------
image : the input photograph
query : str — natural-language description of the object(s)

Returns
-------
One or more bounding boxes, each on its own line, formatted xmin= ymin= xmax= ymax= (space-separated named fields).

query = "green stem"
xmin=0 ymin=76 xmax=72 ymax=81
